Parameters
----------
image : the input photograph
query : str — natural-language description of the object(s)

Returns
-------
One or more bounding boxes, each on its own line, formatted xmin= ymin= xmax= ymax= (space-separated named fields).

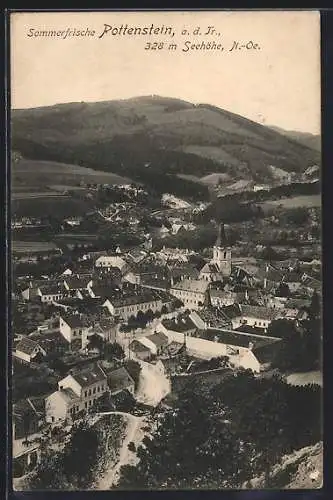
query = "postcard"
xmin=10 ymin=10 xmax=322 ymax=491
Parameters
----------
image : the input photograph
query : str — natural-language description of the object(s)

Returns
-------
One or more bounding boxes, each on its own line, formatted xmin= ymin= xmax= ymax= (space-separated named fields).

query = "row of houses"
xmin=13 ymin=362 xmax=135 ymax=437
xmin=127 ymin=315 xmax=282 ymax=374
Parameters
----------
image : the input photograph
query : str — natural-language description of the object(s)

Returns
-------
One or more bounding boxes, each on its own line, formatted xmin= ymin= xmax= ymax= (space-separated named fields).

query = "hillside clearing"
xmin=259 ymin=194 xmax=321 ymax=209
xmin=12 ymin=159 xmax=133 ymax=187
xmin=286 ymin=371 xmax=322 ymax=387
xmin=12 ymin=241 xmax=60 ymax=253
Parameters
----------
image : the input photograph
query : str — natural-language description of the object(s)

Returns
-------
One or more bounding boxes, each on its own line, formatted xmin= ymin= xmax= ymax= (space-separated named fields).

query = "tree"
xmin=275 ymin=282 xmax=290 ymax=298
xmin=87 ymin=334 xmax=105 ymax=352
xmin=309 ymin=290 xmax=320 ymax=320
xmin=62 ymin=422 xmax=101 ymax=488
xmin=145 ymin=309 xmax=155 ymax=323
xmin=136 ymin=310 xmax=148 ymax=327
xmin=104 ymin=342 xmax=125 ymax=362
xmin=161 ymin=305 xmax=168 ymax=315
xmin=267 ymin=319 xmax=298 ymax=340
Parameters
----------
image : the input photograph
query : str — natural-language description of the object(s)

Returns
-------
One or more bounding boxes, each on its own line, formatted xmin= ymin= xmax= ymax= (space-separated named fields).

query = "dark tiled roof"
xmin=129 ymin=340 xmax=151 ymax=353
xmin=200 ymin=262 xmax=221 ymax=274
xmin=221 ymin=304 xmax=242 ymax=320
xmin=140 ymin=276 xmax=171 ymax=290
xmin=70 ymin=364 xmax=107 ymax=388
xmin=200 ymin=329 xmax=281 ymax=350
xmin=240 ymin=304 xmax=280 ymax=321
xmin=162 ymin=315 xmax=197 ymax=333
xmin=235 ymin=325 xmax=268 ymax=336
xmin=111 ymin=291 xmax=157 ymax=308
xmin=61 ymin=314 xmax=87 ymax=329
xmin=106 ymin=367 xmax=134 ymax=394
xmin=39 ymin=284 xmax=66 ymax=295
xmin=171 ymin=279 xmax=209 ymax=294
xmin=90 ymin=285 xmax=121 ymax=299
xmin=146 ymin=332 xmax=169 ymax=347
xmin=169 ymin=263 xmax=199 ymax=279
xmin=64 ymin=277 xmax=90 ymax=289
xmin=16 ymin=337 xmax=41 ymax=355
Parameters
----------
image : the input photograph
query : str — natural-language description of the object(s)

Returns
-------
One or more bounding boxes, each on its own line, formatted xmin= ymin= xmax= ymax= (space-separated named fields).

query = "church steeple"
xmin=212 ymin=222 xmax=232 ymax=277
xmin=216 ymin=223 xmax=227 ymax=248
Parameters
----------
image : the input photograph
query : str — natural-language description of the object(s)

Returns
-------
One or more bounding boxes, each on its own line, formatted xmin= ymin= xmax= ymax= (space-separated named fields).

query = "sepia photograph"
xmin=10 ymin=10 xmax=322 ymax=491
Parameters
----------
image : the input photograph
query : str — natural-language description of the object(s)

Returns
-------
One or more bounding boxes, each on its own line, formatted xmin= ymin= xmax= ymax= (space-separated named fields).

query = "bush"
xmin=128 ymin=441 xmax=136 ymax=453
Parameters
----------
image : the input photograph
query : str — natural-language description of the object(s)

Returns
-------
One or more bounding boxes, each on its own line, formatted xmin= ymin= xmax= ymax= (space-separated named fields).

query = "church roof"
xmin=215 ymin=223 xmax=228 ymax=247
xmin=200 ymin=262 xmax=221 ymax=274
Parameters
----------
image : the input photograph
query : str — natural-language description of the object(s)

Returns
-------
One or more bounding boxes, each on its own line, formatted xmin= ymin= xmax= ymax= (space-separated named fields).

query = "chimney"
xmin=248 ymin=342 xmax=254 ymax=351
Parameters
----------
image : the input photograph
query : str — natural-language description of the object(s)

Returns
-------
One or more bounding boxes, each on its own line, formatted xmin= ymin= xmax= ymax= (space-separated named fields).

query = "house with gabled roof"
xmin=103 ymin=290 xmax=163 ymax=321
xmin=13 ymin=396 xmax=45 ymax=439
xmin=36 ymin=283 xmax=67 ymax=303
xmin=160 ymin=314 xmax=197 ymax=337
xmin=63 ymin=276 xmax=92 ymax=292
xmin=160 ymin=324 xmax=282 ymax=373
xmin=59 ymin=313 xmax=91 ymax=348
xmin=45 ymin=363 xmax=108 ymax=424
xmin=235 ymin=304 xmax=282 ymax=332
xmin=129 ymin=339 xmax=151 ymax=361
xmin=14 ymin=337 xmax=47 ymax=364
xmin=105 ymin=367 xmax=135 ymax=396
xmin=146 ymin=332 xmax=170 ymax=355
xmin=170 ymin=279 xmax=209 ymax=310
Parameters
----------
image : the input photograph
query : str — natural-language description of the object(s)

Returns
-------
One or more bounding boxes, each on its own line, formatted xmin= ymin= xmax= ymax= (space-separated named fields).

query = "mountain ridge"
xmin=11 ymin=96 xmax=320 ymax=194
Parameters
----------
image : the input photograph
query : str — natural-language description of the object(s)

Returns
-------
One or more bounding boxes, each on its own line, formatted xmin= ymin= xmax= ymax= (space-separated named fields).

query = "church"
xmin=199 ymin=223 xmax=232 ymax=282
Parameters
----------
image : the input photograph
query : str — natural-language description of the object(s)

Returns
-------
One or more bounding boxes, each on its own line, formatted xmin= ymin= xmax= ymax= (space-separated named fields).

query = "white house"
xmin=14 ymin=338 xmax=47 ymax=364
xmin=59 ymin=314 xmax=91 ymax=346
xmin=157 ymin=323 xmax=281 ymax=373
xmin=95 ymin=255 xmax=127 ymax=272
xmin=232 ymin=304 xmax=282 ymax=332
xmin=170 ymin=279 xmax=209 ymax=310
xmin=103 ymin=292 xmax=163 ymax=321
xmin=37 ymin=284 xmax=66 ymax=303
xmin=45 ymin=364 xmax=108 ymax=423
xmin=209 ymin=289 xmax=248 ymax=307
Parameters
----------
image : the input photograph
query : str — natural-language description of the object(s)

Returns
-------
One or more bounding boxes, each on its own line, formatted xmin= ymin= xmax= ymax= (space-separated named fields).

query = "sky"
xmin=10 ymin=10 xmax=321 ymax=134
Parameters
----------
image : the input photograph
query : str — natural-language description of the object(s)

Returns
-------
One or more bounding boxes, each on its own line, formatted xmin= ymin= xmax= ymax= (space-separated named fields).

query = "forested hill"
xmin=269 ymin=125 xmax=321 ymax=152
xmin=12 ymin=96 xmax=320 ymax=198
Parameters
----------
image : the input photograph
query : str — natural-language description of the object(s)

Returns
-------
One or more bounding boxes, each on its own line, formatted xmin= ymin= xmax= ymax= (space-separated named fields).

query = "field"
xmin=11 ymin=196 xmax=95 ymax=217
xmin=48 ymin=184 xmax=89 ymax=192
xmin=200 ymin=172 xmax=232 ymax=186
xmin=286 ymin=371 xmax=322 ymax=387
xmin=12 ymin=191 xmax=67 ymax=200
xmin=12 ymin=159 xmax=133 ymax=188
xmin=259 ymin=194 xmax=321 ymax=210
xmin=12 ymin=241 xmax=60 ymax=254
xmin=11 ymin=158 xmax=134 ymax=217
